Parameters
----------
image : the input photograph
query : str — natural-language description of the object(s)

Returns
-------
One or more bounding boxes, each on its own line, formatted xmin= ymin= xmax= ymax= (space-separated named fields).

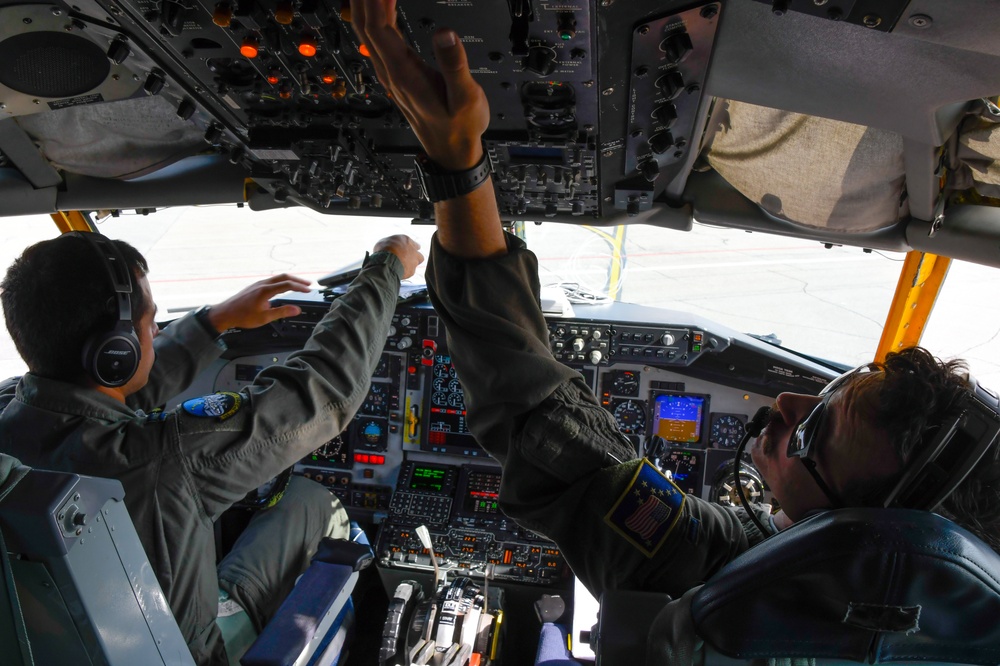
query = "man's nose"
xmin=774 ymin=392 xmax=822 ymax=425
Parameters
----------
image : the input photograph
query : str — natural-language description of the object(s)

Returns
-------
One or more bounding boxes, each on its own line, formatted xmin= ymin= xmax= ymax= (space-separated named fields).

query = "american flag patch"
xmin=605 ymin=460 xmax=686 ymax=557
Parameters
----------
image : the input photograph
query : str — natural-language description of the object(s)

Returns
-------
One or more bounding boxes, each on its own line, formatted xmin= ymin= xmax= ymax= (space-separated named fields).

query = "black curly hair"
xmin=841 ymin=347 xmax=1000 ymax=552
xmin=1 ymin=234 xmax=150 ymax=381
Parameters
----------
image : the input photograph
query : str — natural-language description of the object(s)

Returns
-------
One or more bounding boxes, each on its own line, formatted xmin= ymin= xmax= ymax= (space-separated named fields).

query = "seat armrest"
xmin=241 ymin=562 xmax=356 ymax=666
xmin=312 ymin=537 xmax=373 ymax=571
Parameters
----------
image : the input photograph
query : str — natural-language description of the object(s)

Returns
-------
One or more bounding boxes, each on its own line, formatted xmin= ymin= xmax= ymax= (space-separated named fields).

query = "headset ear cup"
xmin=82 ymin=324 xmax=140 ymax=387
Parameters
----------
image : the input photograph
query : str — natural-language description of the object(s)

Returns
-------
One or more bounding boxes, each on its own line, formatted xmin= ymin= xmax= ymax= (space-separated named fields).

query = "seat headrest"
xmin=690 ymin=508 xmax=1000 ymax=665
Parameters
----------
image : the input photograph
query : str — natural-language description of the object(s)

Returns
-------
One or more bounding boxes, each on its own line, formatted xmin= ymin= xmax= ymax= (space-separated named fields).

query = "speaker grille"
xmin=0 ymin=32 xmax=109 ymax=98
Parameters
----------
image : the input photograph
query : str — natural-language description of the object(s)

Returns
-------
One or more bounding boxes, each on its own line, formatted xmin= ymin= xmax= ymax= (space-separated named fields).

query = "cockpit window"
xmin=1 ymin=208 xmax=998 ymax=389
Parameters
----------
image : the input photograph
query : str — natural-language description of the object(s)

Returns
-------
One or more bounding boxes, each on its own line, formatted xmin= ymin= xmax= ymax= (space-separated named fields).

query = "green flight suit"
xmin=425 ymin=233 xmax=768 ymax=601
xmin=0 ymin=252 xmax=403 ymax=665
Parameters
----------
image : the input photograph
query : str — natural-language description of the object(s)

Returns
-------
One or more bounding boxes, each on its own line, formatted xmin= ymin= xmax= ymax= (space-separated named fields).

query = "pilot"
xmin=351 ymin=0 xmax=1000 ymax=635
xmin=0 ymin=231 xmax=422 ymax=665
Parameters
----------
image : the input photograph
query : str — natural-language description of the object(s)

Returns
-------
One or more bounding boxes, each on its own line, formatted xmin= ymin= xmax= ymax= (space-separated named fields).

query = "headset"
xmin=71 ymin=231 xmax=141 ymax=387
xmin=882 ymin=377 xmax=1000 ymax=512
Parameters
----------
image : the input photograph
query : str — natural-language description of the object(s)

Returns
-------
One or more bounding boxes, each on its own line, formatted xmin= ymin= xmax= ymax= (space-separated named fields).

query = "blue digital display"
xmin=653 ymin=394 xmax=705 ymax=444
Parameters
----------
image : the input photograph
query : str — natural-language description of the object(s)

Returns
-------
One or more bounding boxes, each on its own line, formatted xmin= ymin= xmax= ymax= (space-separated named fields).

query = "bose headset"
xmin=71 ymin=231 xmax=142 ymax=387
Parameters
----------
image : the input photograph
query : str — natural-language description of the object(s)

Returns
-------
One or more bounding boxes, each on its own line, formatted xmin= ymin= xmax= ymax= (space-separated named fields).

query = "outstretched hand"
xmin=208 ymin=274 xmax=311 ymax=332
xmin=351 ymin=0 xmax=489 ymax=171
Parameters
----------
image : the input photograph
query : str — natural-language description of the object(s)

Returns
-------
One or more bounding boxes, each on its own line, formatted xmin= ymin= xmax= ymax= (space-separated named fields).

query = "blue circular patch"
xmin=182 ymin=392 xmax=242 ymax=420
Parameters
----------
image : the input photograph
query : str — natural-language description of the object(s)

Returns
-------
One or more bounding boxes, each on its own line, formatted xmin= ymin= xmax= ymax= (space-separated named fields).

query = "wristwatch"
xmin=413 ymin=150 xmax=493 ymax=203
xmin=192 ymin=305 xmax=220 ymax=339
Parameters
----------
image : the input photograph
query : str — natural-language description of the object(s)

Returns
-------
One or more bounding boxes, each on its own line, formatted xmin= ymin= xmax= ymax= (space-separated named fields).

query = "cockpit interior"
xmin=1 ymin=0 xmax=999 ymax=664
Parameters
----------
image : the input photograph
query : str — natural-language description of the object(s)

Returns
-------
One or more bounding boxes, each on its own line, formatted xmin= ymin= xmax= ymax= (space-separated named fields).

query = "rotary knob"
xmin=571 ymin=338 xmax=586 ymax=352
xmin=396 ymin=337 xmax=413 ymax=350
xmin=661 ymin=333 xmax=675 ymax=345
xmin=592 ymin=330 xmax=602 ymax=340
xmin=589 ymin=350 xmax=603 ymax=364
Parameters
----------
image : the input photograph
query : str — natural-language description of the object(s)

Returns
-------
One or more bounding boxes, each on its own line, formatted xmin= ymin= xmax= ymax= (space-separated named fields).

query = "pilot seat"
xmin=589 ymin=507 xmax=1000 ymax=666
xmin=0 ymin=454 xmax=371 ymax=666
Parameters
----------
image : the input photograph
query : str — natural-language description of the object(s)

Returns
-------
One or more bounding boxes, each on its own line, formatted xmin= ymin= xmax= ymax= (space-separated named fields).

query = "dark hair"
xmin=843 ymin=346 xmax=1000 ymax=552
xmin=1 ymin=234 xmax=150 ymax=381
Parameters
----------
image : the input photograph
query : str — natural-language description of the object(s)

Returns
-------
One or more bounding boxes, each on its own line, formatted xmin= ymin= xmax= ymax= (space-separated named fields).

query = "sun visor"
xmin=15 ymin=95 xmax=206 ymax=180
xmin=706 ymin=100 xmax=908 ymax=233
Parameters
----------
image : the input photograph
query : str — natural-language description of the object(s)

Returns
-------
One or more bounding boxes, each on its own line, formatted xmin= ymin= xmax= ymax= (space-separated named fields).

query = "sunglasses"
xmin=785 ymin=365 xmax=875 ymax=508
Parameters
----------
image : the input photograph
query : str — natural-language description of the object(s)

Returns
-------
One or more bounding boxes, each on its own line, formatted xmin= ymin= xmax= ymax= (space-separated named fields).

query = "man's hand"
xmin=374 ymin=235 xmax=424 ymax=279
xmin=208 ymin=274 xmax=311 ymax=332
xmin=351 ymin=0 xmax=489 ymax=171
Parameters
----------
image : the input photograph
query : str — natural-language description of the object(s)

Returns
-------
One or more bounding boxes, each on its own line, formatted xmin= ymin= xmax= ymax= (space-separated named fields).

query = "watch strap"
xmin=414 ymin=151 xmax=493 ymax=203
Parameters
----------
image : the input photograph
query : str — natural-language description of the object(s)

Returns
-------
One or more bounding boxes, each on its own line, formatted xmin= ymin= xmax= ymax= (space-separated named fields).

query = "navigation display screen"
xmin=653 ymin=394 xmax=706 ymax=444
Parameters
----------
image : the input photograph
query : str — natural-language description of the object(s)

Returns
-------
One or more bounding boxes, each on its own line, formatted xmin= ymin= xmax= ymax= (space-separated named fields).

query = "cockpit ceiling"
xmin=1 ymin=0 xmax=1000 ymax=265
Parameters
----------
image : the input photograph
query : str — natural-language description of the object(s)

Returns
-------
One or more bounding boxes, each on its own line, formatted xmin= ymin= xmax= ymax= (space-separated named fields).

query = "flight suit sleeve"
xmin=426 ymin=233 xmax=750 ymax=598
xmin=128 ymin=311 xmax=225 ymax=411
xmin=168 ymin=253 xmax=403 ymax=518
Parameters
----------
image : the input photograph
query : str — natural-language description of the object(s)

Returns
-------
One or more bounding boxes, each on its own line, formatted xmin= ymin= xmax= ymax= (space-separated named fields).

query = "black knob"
xmin=640 ymin=159 xmax=660 ymax=182
xmin=648 ymin=131 xmax=675 ymax=155
xmin=626 ymin=199 xmax=641 ymax=217
xmin=652 ymin=103 xmax=678 ymax=128
xmin=107 ymin=38 xmax=130 ymax=65
xmin=204 ymin=124 xmax=223 ymax=145
xmin=571 ymin=200 xmax=585 ymax=216
xmin=524 ymin=46 xmax=557 ymax=77
xmin=176 ymin=98 xmax=196 ymax=120
xmin=656 ymin=70 xmax=685 ymax=99
xmin=274 ymin=188 xmax=289 ymax=203
xmin=544 ymin=203 xmax=558 ymax=217
xmin=143 ymin=69 xmax=165 ymax=96
xmin=659 ymin=31 xmax=693 ymax=65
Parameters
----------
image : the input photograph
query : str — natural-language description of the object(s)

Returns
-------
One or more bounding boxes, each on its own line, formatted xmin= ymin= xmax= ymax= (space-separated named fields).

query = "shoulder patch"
xmin=605 ymin=459 xmax=686 ymax=558
xmin=182 ymin=392 xmax=243 ymax=421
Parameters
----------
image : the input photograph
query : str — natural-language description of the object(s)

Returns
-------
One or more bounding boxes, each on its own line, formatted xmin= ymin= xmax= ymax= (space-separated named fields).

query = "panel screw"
xmin=582 ymin=80 xmax=594 ymax=87
xmin=600 ymin=0 xmax=614 ymax=6
xmin=908 ymin=14 xmax=932 ymax=28
xmin=812 ymin=0 xmax=828 ymax=5
xmin=700 ymin=4 xmax=718 ymax=19
xmin=638 ymin=25 xmax=649 ymax=35
xmin=826 ymin=7 xmax=843 ymax=20
xmin=602 ymin=87 xmax=614 ymax=96
xmin=863 ymin=14 xmax=881 ymax=28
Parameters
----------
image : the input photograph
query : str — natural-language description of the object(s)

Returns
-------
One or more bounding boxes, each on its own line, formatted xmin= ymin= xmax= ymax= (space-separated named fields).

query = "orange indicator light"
xmin=240 ymin=39 xmax=259 ymax=59
xmin=298 ymin=37 xmax=318 ymax=57
xmin=359 ymin=43 xmax=370 ymax=57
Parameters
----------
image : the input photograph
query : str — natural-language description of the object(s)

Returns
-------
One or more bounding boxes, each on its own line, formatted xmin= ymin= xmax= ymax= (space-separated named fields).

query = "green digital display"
xmin=410 ymin=465 xmax=446 ymax=492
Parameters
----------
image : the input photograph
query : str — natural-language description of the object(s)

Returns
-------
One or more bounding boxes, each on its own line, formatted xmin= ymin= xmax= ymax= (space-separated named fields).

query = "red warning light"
xmin=359 ymin=43 xmax=371 ymax=57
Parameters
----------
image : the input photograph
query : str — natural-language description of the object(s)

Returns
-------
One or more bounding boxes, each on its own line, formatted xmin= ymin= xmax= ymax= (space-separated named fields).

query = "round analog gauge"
xmin=612 ymin=371 xmax=640 ymax=396
xmin=710 ymin=413 xmax=747 ymax=449
xmin=431 ymin=392 xmax=447 ymax=406
xmin=434 ymin=363 xmax=449 ymax=378
xmin=612 ymin=399 xmax=647 ymax=434
xmin=447 ymin=393 xmax=465 ymax=409
xmin=448 ymin=378 xmax=462 ymax=394
xmin=711 ymin=459 xmax=764 ymax=508
xmin=433 ymin=377 xmax=447 ymax=392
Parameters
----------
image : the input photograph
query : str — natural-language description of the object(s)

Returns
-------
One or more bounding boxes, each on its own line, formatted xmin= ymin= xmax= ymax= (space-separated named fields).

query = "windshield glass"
xmin=1 ymin=207 xmax=997 ymax=389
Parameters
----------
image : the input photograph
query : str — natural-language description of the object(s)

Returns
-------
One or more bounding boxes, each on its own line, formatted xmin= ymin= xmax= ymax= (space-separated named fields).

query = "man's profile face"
xmin=750 ymin=377 xmax=898 ymax=521
xmin=120 ymin=274 xmax=157 ymax=396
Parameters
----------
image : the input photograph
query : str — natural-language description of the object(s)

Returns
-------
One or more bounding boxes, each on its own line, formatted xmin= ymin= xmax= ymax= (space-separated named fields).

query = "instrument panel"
xmin=206 ymin=290 xmax=838 ymax=587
